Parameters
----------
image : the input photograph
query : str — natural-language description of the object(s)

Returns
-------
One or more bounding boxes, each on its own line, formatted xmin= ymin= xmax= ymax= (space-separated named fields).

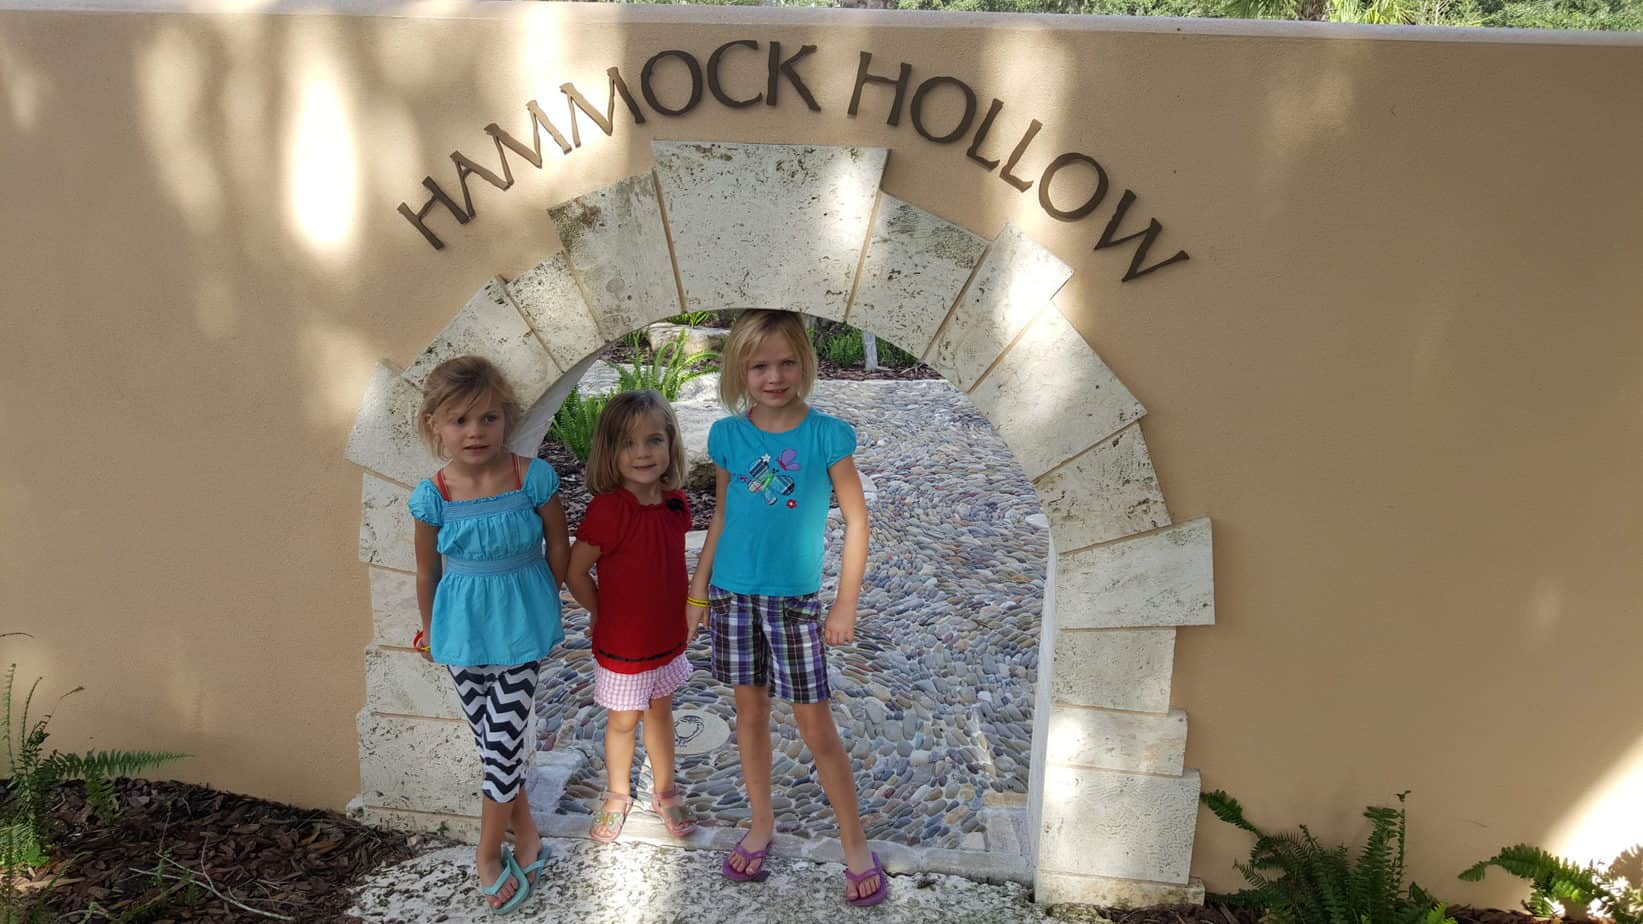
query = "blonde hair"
xmin=415 ymin=355 xmax=524 ymax=460
xmin=718 ymin=310 xmax=817 ymax=413
xmin=586 ymin=390 xmax=688 ymax=494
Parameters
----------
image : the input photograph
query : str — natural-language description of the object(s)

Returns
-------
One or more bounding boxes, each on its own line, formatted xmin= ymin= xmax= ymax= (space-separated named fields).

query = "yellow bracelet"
xmin=686 ymin=596 xmax=710 ymax=608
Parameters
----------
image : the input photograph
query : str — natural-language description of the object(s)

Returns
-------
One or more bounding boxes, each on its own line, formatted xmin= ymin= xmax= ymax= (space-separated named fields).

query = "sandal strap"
xmin=732 ymin=837 xmax=770 ymax=861
xmin=845 ymin=852 xmax=884 ymax=883
xmin=598 ymin=790 xmax=635 ymax=805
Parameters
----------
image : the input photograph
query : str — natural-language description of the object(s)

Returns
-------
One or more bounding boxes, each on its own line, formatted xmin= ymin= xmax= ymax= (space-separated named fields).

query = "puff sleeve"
xmin=822 ymin=416 xmax=858 ymax=467
xmin=571 ymin=493 xmax=621 ymax=549
xmin=706 ymin=417 xmax=733 ymax=470
xmin=408 ymin=481 xmax=444 ymax=526
xmin=524 ymin=457 xmax=561 ymax=508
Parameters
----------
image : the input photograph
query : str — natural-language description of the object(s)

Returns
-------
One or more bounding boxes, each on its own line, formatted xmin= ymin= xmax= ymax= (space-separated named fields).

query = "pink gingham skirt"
xmin=593 ymin=652 xmax=692 ymax=712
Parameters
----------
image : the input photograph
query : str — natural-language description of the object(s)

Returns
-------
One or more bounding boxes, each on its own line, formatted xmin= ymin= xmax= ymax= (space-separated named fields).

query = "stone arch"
xmin=344 ymin=141 xmax=1215 ymax=907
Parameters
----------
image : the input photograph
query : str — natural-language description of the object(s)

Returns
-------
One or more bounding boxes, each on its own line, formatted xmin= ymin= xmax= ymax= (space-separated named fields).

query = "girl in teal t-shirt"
xmin=687 ymin=310 xmax=886 ymax=907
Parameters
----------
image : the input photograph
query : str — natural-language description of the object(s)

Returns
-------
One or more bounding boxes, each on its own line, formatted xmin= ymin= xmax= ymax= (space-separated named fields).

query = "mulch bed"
xmin=16 ymin=779 xmax=423 ymax=923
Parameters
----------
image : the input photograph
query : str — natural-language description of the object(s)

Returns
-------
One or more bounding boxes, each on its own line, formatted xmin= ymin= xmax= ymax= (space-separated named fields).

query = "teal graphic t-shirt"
xmin=707 ymin=409 xmax=858 ymax=596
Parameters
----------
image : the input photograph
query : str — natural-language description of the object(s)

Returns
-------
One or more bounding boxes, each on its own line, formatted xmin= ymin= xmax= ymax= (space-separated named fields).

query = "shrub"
xmin=549 ymin=388 xmax=610 ymax=463
xmin=1460 ymin=844 xmax=1642 ymax=924
xmin=616 ymin=331 xmax=717 ymax=401
xmin=818 ymin=327 xmax=865 ymax=367
xmin=1201 ymin=789 xmax=1454 ymax=924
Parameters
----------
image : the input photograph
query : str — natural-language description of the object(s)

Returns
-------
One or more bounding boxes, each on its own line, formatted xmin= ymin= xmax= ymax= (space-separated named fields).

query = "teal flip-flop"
xmin=483 ymin=847 xmax=530 ymax=916
xmin=514 ymin=839 xmax=549 ymax=890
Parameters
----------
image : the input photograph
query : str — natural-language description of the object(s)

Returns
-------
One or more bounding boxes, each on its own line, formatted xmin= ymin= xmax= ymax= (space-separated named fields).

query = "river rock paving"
xmin=534 ymin=379 xmax=1047 ymax=850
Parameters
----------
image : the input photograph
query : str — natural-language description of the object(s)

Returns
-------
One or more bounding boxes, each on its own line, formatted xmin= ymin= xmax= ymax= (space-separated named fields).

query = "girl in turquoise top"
xmin=687 ymin=311 xmax=886 ymax=907
xmin=408 ymin=355 xmax=569 ymax=915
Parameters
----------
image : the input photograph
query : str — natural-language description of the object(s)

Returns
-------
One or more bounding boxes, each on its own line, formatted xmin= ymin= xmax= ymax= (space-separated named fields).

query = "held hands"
xmin=823 ymin=603 xmax=858 ymax=646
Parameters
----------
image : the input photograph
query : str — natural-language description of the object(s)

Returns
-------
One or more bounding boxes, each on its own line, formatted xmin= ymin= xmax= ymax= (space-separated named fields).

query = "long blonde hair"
xmin=415 ymin=355 xmax=523 ymax=460
xmin=717 ymin=310 xmax=817 ymax=413
xmin=586 ymin=390 xmax=688 ymax=494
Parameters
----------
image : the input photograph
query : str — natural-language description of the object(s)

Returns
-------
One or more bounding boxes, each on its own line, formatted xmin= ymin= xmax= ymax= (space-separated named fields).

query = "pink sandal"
xmin=651 ymin=785 xmax=698 ymax=838
xmin=721 ymin=832 xmax=771 ymax=882
xmin=845 ymin=852 xmax=889 ymax=907
xmin=589 ymin=791 xmax=633 ymax=844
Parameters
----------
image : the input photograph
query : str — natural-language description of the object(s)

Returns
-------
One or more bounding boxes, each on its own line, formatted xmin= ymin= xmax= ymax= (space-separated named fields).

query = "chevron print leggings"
xmin=447 ymin=663 xmax=540 ymax=803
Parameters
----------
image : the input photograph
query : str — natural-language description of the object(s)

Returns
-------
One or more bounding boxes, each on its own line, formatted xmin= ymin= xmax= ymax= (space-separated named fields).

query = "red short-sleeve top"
xmin=575 ymin=488 xmax=691 ymax=673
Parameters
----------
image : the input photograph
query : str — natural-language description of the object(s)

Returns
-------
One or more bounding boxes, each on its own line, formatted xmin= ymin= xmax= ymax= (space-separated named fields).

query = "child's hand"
xmin=686 ymin=603 xmax=708 ymax=637
xmin=823 ymin=605 xmax=858 ymax=645
xmin=414 ymin=628 xmax=433 ymax=664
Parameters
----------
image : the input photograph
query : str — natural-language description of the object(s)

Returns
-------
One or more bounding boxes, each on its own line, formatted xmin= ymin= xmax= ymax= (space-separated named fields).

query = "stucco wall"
xmin=1 ymin=1 xmax=1639 ymax=904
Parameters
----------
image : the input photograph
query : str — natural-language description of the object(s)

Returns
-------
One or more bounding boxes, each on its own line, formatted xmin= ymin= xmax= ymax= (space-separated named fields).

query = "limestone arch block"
xmin=357 ymin=711 xmax=482 ymax=817
xmin=969 ymin=303 xmax=1145 ymax=480
xmin=364 ymin=647 xmax=462 ymax=721
xmin=1050 ymin=627 xmax=1176 ymax=713
xmin=847 ymin=194 xmax=987 ymax=357
xmin=343 ymin=362 xmax=441 ymax=487
xmin=505 ymin=253 xmax=608 ymax=373
xmin=359 ymin=474 xmax=415 ymax=573
xmin=1046 ymin=705 xmax=1188 ymax=775
xmin=927 ymin=224 xmax=1072 ymax=391
xmin=1038 ymin=766 xmax=1201 ymax=885
xmin=369 ymin=567 xmax=419 ymax=647
xmin=1058 ymin=518 xmax=1213 ymax=630
xmin=548 ymin=173 xmax=678 ymax=339
xmin=509 ymin=352 xmax=604 ymax=460
xmin=1033 ymin=423 xmax=1170 ymax=553
xmin=401 ymin=279 xmax=559 ymax=410
xmin=653 ymin=141 xmax=887 ymax=318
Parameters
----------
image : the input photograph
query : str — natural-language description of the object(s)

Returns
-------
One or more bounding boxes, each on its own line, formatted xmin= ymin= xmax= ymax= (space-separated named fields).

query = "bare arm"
xmin=539 ymin=496 xmax=571 ymax=587
xmin=412 ymin=520 xmax=443 ymax=663
xmin=824 ymin=455 xmax=870 ymax=645
xmin=685 ymin=466 xmax=731 ymax=636
xmin=565 ymin=541 xmax=602 ymax=628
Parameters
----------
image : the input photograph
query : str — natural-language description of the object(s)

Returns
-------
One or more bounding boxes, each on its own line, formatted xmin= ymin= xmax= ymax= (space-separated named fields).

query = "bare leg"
xmin=477 ymin=797 xmax=518 ymax=908
xmin=594 ymin=709 xmax=641 ymax=839
xmin=643 ymin=695 xmax=678 ymax=795
xmin=792 ymin=700 xmax=878 ymax=901
xmin=508 ymin=789 xmax=543 ymax=884
xmin=727 ymin=685 xmax=774 ymax=875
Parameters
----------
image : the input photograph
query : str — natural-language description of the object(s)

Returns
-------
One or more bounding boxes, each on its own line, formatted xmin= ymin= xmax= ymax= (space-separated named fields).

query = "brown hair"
xmin=717 ymin=310 xmax=817 ymax=413
xmin=585 ymin=390 xmax=688 ymax=494
xmin=415 ymin=355 xmax=523 ymax=460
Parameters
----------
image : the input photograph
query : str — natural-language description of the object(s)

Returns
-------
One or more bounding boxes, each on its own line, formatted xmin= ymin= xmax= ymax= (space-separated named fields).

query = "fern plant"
xmin=1201 ymin=789 xmax=1455 ymax=924
xmin=616 ymin=331 xmax=717 ymax=402
xmin=549 ymin=388 xmax=611 ymax=463
xmin=1460 ymin=844 xmax=1642 ymax=924
xmin=0 ymin=637 xmax=186 ymax=917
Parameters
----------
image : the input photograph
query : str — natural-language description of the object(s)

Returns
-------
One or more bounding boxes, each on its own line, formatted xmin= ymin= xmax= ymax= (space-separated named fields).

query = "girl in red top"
xmin=565 ymin=389 xmax=699 ymax=843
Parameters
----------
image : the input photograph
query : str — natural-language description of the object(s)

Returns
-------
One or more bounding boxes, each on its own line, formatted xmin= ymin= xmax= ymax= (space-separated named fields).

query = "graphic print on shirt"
xmin=739 ymin=452 xmax=800 ymax=509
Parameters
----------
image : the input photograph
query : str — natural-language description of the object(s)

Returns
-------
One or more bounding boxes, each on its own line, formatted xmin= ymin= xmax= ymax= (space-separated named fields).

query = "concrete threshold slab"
xmin=350 ymin=834 xmax=1061 ymax=924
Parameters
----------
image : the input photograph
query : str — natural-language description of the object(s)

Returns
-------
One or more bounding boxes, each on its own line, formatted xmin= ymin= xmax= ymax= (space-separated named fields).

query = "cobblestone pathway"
xmin=534 ymin=379 xmax=1048 ymax=850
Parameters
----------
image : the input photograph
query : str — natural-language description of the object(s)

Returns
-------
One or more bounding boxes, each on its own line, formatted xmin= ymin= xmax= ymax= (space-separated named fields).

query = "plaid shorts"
xmin=593 ymin=652 xmax=692 ymax=712
xmin=709 ymin=586 xmax=830 ymax=704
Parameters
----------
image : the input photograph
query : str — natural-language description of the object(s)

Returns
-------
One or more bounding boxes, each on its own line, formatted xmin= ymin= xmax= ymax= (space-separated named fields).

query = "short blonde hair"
xmin=416 ymin=355 xmax=523 ymax=460
xmin=718 ymin=310 xmax=817 ymax=413
xmin=586 ymin=390 xmax=688 ymax=494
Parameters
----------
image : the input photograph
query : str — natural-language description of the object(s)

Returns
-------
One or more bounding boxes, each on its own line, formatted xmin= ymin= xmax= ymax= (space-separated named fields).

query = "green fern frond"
xmin=1203 ymin=789 xmax=1265 ymax=835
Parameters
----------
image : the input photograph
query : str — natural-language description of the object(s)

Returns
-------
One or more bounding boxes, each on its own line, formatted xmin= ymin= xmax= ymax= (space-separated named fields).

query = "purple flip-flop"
xmin=845 ymin=852 xmax=889 ymax=907
xmin=721 ymin=833 xmax=772 ymax=882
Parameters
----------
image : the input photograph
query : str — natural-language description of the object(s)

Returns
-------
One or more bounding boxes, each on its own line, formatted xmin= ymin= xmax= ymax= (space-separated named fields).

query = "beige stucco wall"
xmin=1 ymin=1 xmax=1639 ymax=904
